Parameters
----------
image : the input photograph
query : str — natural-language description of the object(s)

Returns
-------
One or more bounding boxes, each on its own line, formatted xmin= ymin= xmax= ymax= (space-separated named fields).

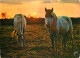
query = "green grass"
xmin=0 ymin=24 xmax=80 ymax=58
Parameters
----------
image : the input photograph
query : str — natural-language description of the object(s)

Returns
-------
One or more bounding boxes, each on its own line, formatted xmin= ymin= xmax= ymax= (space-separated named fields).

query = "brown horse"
xmin=45 ymin=8 xmax=73 ymax=51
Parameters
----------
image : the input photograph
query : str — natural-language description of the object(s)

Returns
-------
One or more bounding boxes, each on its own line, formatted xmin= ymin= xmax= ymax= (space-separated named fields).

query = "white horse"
xmin=45 ymin=8 xmax=73 ymax=51
xmin=14 ymin=14 xmax=26 ymax=47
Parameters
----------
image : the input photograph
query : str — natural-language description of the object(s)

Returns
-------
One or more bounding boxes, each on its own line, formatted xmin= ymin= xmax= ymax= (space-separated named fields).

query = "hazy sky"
xmin=0 ymin=0 xmax=80 ymax=2
xmin=0 ymin=0 xmax=80 ymax=18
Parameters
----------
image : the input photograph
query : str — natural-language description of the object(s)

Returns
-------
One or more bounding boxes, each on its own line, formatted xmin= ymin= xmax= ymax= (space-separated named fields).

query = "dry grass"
xmin=0 ymin=24 xmax=80 ymax=58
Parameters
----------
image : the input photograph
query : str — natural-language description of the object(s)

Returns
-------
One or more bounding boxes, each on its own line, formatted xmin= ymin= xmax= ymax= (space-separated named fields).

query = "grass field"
xmin=0 ymin=24 xmax=80 ymax=58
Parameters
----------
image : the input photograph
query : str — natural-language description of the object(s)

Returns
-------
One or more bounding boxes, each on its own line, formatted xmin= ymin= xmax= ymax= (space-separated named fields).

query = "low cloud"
xmin=0 ymin=0 xmax=38 ymax=4
xmin=0 ymin=0 xmax=79 ymax=4
xmin=0 ymin=1 xmax=23 ymax=4
xmin=0 ymin=0 xmax=38 ymax=1
xmin=61 ymin=0 xmax=79 ymax=3
xmin=42 ymin=0 xmax=80 ymax=3
xmin=41 ymin=0 xmax=53 ymax=3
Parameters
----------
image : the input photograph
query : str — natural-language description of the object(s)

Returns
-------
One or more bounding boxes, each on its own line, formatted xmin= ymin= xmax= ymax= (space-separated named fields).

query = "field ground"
xmin=0 ymin=24 xmax=80 ymax=58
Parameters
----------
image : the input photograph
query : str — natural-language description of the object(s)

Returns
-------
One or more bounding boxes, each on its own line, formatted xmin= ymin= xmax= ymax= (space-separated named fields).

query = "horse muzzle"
xmin=46 ymin=24 xmax=50 ymax=28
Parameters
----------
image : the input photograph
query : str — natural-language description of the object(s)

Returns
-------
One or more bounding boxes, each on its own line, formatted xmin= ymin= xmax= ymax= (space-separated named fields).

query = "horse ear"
xmin=51 ymin=8 xmax=53 ymax=12
xmin=45 ymin=7 xmax=47 ymax=12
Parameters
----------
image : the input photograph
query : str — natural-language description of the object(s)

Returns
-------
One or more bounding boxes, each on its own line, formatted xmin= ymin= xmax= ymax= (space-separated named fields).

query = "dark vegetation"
xmin=0 ymin=17 xmax=80 ymax=25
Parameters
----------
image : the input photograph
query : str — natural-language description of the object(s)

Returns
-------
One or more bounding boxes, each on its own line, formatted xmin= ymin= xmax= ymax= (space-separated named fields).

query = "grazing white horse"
xmin=14 ymin=14 xmax=26 ymax=47
xmin=45 ymin=8 xmax=73 ymax=51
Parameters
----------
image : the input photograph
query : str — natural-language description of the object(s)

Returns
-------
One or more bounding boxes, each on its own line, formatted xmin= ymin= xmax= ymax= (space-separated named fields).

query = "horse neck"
xmin=50 ymin=13 xmax=58 ymax=33
xmin=52 ymin=13 xmax=57 ymax=25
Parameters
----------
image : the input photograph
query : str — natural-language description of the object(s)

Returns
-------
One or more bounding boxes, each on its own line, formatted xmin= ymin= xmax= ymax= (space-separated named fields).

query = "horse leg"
xmin=22 ymin=29 xmax=26 ymax=47
xmin=22 ymin=35 xmax=26 ymax=47
xmin=17 ymin=34 xmax=23 ymax=47
xmin=60 ymin=35 xmax=63 ymax=49
xmin=19 ymin=34 xmax=25 ymax=47
xmin=62 ymin=33 xmax=68 ymax=51
xmin=69 ymin=31 xmax=74 ymax=51
xmin=69 ymin=23 xmax=74 ymax=50
xmin=50 ymin=31 xmax=57 ymax=57
xmin=18 ymin=35 xmax=22 ymax=47
xmin=19 ymin=28 xmax=25 ymax=47
xmin=54 ymin=34 xmax=59 ymax=57
xmin=50 ymin=30 xmax=54 ymax=51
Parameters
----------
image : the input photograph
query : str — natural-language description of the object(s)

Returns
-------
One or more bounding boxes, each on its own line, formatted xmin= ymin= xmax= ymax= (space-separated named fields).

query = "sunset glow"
xmin=0 ymin=1 xmax=80 ymax=19
xmin=31 ymin=12 xmax=38 ymax=18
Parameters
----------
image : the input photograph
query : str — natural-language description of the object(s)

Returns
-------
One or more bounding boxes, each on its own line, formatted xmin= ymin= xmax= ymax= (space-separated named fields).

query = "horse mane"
xmin=52 ymin=13 xmax=57 ymax=24
xmin=53 ymin=13 xmax=57 ymax=19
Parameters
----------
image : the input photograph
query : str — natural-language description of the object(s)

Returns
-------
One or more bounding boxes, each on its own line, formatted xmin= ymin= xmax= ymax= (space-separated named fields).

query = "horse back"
xmin=14 ymin=14 xmax=26 ymax=34
xmin=57 ymin=16 xmax=72 ymax=35
xmin=14 ymin=14 xmax=26 ymax=27
xmin=61 ymin=16 xmax=72 ymax=24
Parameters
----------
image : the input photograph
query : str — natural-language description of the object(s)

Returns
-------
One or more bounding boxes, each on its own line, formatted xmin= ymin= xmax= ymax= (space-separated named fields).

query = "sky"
xmin=0 ymin=0 xmax=80 ymax=18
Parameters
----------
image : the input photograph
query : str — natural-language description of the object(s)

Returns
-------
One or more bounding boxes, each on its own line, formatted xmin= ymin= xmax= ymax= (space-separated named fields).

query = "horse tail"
xmin=21 ymin=14 xmax=26 ymax=33
xmin=68 ymin=18 xmax=74 ymax=49
xmin=18 ymin=14 xmax=26 ymax=34
xmin=68 ymin=18 xmax=73 ymax=39
xmin=22 ymin=14 xmax=26 ymax=28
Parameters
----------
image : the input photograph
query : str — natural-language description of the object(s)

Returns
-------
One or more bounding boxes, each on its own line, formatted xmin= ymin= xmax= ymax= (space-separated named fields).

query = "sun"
xmin=32 ymin=12 xmax=38 ymax=18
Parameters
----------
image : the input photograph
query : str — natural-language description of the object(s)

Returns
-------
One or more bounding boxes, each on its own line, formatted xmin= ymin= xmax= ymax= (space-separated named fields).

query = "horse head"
xmin=45 ymin=8 xmax=53 ymax=18
xmin=45 ymin=8 xmax=54 ymax=28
